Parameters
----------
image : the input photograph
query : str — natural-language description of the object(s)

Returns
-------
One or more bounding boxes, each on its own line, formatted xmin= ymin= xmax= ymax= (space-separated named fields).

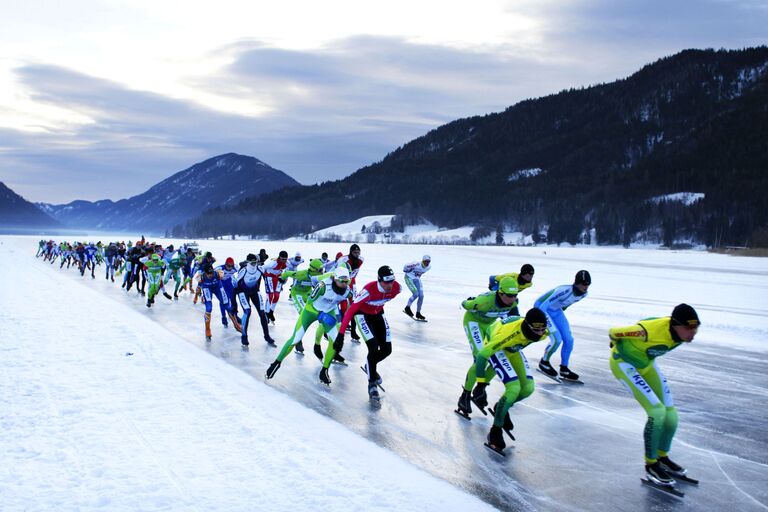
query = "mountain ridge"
xmin=39 ymin=153 xmax=300 ymax=234
xmin=184 ymin=47 xmax=768 ymax=247
xmin=0 ymin=181 xmax=60 ymax=230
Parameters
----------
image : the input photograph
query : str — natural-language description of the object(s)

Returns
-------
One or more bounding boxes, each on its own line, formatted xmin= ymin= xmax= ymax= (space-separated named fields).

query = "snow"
xmin=296 ymin=218 xmax=533 ymax=246
xmin=0 ymin=236 xmax=495 ymax=512
xmin=649 ymin=192 xmax=705 ymax=206
xmin=6 ymin=236 xmax=768 ymax=511
xmin=297 ymin=215 xmax=395 ymax=241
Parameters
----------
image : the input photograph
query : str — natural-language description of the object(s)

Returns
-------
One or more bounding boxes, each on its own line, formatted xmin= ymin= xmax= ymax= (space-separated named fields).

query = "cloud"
xmin=1 ymin=1 xmax=765 ymax=203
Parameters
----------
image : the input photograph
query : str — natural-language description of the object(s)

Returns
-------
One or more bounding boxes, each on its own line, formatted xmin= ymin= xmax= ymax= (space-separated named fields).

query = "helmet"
xmin=334 ymin=267 xmax=351 ymax=281
xmin=225 ymin=257 xmax=235 ymax=266
xmin=575 ymin=270 xmax=591 ymax=285
xmin=335 ymin=252 xmax=344 ymax=260
xmin=377 ymin=265 xmax=395 ymax=282
xmin=309 ymin=258 xmax=324 ymax=273
xmin=422 ymin=254 xmax=431 ymax=262
xmin=246 ymin=253 xmax=258 ymax=263
xmin=671 ymin=303 xmax=700 ymax=328
xmin=151 ymin=253 xmax=160 ymax=261
xmin=525 ymin=308 xmax=547 ymax=332
xmin=294 ymin=251 xmax=302 ymax=259
xmin=350 ymin=244 xmax=360 ymax=253
xmin=279 ymin=250 xmax=288 ymax=258
xmin=498 ymin=276 xmax=519 ymax=295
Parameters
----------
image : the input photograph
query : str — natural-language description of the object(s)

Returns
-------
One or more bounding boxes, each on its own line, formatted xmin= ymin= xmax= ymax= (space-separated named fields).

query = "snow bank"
xmin=0 ymin=236 xmax=495 ymax=512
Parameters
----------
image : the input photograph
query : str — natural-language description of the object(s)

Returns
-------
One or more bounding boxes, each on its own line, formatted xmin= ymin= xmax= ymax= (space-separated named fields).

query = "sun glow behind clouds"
xmin=0 ymin=66 xmax=96 ymax=133
xmin=0 ymin=1 xmax=545 ymax=121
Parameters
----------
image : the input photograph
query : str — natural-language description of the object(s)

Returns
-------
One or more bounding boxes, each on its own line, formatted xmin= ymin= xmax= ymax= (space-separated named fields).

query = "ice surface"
xmin=5 ymin=236 xmax=768 ymax=511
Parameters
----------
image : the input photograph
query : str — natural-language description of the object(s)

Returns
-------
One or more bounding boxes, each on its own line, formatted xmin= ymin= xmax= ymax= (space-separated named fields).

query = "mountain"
xmin=184 ymin=47 xmax=768 ymax=247
xmin=39 ymin=153 xmax=300 ymax=234
xmin=0 ymin=182 xmax=60 ymax=230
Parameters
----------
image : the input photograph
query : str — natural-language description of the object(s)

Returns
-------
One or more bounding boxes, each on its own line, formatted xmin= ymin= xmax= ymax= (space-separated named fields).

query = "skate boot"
xmin=319 ymin=367 xmax=331 ymax=385
xmin=368 ymin=382 xmax=380 ymax=400
xmin=645 ymin=461 xmax=675 ymax=485
xmin=313 ymin=344 xmax=323 ymax=360
xmin=559 ymin=365 xmax=580 ymax=382
xmin=332 ymin=353 xmax=346 ymax=364
xmin=265 ymin=360 xmax=281 ymax=379
xmin=241 ymin=335 xmax=249 ymax=346
xmin=295 ymin=341 xmax=305 ymax=354
xmin=163 ymin=292 xmax=173 ymax=300
xmin=264 ymin=335 xmax=276 ymax=345
xmin=403 ymin=305 xmax=414 ymax=317
xmin=456 ymin=389 xmax=472 ymax=419
xmin=538 ymin=359 xmax=558 ymax=377
xmin=415 ymin=311 xmax=426 ymax=321
xmin=659 ymin=456 xmax=686 ymax=477
xmin=471 ymin=382 xmax=489 ymax=410
xmin=487 ymin=425 xmax=506 ymax=451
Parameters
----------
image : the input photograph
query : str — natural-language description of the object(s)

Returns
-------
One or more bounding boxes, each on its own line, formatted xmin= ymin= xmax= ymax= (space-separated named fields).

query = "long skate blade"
xmin=484 ymin=443 xmax=506 ymax=457
xmin=641 ymin=478 xmax=685 ymax=498
xmin=454 ymin=409 xmax=471 ymax=420
xmin=675 ymin=475 xmax=699 ymax=486
xmin=536 ymin=368 xmax=562 ymax=383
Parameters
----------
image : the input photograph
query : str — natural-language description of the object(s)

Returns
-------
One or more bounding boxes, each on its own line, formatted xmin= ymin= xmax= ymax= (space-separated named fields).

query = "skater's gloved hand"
xmin=333 ymin=333 xmax=344 ymax=352
xmin=488 ymin=275 xmax=497 ymax=290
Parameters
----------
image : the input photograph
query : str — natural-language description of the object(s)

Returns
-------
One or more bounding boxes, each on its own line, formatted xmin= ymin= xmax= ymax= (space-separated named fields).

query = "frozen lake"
xmin=9 ymin=236 xmax=768 ymax=511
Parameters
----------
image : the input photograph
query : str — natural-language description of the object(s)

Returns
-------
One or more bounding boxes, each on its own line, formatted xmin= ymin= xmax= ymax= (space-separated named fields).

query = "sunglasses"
xmin=500 ymin=293 xmax=518 ymax=298
xmin=335 ymin=278 xmax=351 ymax=284
xmin=527 ymin=322 xmax=547 ymax=335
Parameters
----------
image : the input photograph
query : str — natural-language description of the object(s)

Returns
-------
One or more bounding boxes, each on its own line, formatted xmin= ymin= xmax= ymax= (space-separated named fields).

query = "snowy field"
xmin=3 ymin=235 xmax=768 ymax=511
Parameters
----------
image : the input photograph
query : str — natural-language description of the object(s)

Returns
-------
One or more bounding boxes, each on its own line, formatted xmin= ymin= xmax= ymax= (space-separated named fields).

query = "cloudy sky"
xmin=1 ymin=0 xmax=765 ymax=203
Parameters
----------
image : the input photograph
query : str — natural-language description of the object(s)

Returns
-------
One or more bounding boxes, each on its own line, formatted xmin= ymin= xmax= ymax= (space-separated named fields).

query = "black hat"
xmin=574 ymin=270 xmax=591 ymax=285
xmin=520 ymin=263 xmax=535 ymax=275
xmin=377 ymin=265 xmax=395 ymax=282
xmin=279 ymin=250 xmax=288 ymax=258
xmin=350 ymin=244 xmax=361 ymax=252
xmin=525 ymin=307 xmax=547 ymax=331
xmin=671 ymin=304 xmax=700 ymax=328
xmin=246 ymin=253 xmax=258 ymax=262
